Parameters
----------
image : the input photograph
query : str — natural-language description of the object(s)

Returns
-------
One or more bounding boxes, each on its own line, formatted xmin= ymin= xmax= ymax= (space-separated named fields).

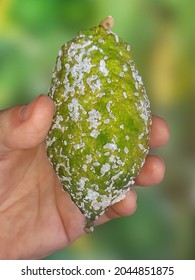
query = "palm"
xmin=0 ymin=95 xmax=169 ymax=259
xmin=0 ymin=142 xmax=87 ymax=259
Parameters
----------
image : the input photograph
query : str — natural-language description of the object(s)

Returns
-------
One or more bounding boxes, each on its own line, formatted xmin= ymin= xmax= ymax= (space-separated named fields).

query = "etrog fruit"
xmin=46 ymin=16 xmax=151 ymax=232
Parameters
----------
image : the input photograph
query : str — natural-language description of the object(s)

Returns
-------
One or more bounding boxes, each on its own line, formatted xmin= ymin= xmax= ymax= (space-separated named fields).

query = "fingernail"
xmin=19 ymin=95 xmax=42 ymax=121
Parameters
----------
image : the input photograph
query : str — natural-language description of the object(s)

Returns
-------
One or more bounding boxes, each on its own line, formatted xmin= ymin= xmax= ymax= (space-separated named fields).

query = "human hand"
xmin=0 ymin=95 xmax=169 ymax=259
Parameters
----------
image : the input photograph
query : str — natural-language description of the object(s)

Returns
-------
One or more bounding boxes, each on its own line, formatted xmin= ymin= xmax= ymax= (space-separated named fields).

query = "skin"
xmin=0 ymin=94 xmax=170 ymax=259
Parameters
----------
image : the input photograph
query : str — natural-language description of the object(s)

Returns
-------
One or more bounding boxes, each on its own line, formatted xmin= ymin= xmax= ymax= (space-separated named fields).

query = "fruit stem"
xmin=99 ymin=16 xmax=114 ymax=30
xmin=84 ymin=219 xmax=95 ymax=234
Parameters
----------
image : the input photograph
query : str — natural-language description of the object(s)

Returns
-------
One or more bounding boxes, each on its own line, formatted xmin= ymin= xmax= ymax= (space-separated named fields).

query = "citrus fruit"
xmin=46 ymin=16 xmax=152 ymax=232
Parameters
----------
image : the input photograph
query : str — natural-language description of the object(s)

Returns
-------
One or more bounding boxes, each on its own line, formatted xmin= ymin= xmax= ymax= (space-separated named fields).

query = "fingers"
xmin=95 ymin=154 xmax=165 ymax=226
xmin=95 ymin=155 xmax=165 ymax=227
xmin=95 ymin=189 xmax=137 ymax=226
xmin=0 ymin=95 xmax=55 ymax=154
xmin=135 ymin=155 xmax=165 ymax=186
xmin=150 ymin=115 xmax=170 ymax=148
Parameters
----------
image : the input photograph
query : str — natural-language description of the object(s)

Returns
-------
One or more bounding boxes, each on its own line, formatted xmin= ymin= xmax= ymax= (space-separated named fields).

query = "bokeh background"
xmin=0 ymin=0 xmax=195 ymax=259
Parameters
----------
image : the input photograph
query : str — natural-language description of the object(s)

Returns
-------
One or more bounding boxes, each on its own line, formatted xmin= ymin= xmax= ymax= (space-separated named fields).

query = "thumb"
xmin=0 ymin=94 xmax=55 ymax=153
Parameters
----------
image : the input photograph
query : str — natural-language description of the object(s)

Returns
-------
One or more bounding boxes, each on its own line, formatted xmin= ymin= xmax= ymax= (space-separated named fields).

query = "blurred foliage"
xmin=0 ymin=0 xmax=195 ymax=259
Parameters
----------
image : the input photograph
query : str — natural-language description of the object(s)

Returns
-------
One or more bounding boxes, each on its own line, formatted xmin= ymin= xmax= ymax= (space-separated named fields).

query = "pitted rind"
xmin=46 ymin=25 xmax=151 ymax=223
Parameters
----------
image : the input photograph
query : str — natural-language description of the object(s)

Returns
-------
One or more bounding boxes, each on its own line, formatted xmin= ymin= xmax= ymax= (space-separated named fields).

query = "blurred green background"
xmin=0 ymin=0 xmax=195 ymax=259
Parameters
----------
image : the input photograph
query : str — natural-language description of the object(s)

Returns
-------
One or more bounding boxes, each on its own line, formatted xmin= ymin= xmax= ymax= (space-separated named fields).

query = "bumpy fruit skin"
xmin=46 ymin=25 xmax=151 ymax=227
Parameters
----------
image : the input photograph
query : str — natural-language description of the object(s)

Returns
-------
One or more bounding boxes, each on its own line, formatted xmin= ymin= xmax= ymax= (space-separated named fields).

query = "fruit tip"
xmin=84 ymin=219 xmax=95 ymax=234
xmin=99 ymin=16 xmax=114 ymax=30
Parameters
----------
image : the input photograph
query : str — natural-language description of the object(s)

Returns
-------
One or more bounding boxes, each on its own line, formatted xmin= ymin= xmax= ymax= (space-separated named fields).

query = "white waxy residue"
xmin=123 ymin=64 xmax=128 ymax=72
xmin=100 ymin=163 xmax=111 ymax=176
xmin=85 ymin=189 xmax=99 ymax=201
xmin=99 ymin=59 xmax=109 ymax=76
xmin=93 ymin=162 xmax=100 ymax=167
xmin=139 ymin=143 xmax=144 ymax=150
xmin=109 ymin=155 xmax=115 ymax=163
xmin=132 ymin=69 xmax=143 ymax=86
xmin=87 ymin=109 xmax=101 ymax=129
xmin=106 ymin=101 xmax=116 ymax=120
xmin=135 ymin=97 xmax=150 ymax=125
xmin=98 ymin=39 xmax=104 ymax=44
xmin=56 ymin=56 xmax=62 ymax=71
xmin=58 ymin=49 xmax=63 ymax=57
xmin=86 ymin=154 xmax=92 ymax=164
xmin=104 ymin=119 xmax=110 ymax=124
xmin=86 ymin=45 xmax=99 ymax=55
xmin=82 ymin=164 xmax=87 ymax=172
xmin=77 ymin=177 xmax=89 ymax=189
xmin=87 ymin=75 xmax=102 ymax=93
xmin=103 ymin=143 xmax=117 ymax=152
xmin=51 ymin=114 xmax=63 ymax=130
xmin=97 ymin=92 xmax=106 ymax=98
xmin=68 ymin=98 xmax=86 ymax=122
xmin=124 ymin=147 xmax=129 ymax=154
xmin=138 ymin=133 xmax=144 ymax=139
xmin=110 ymin=170 xmax=124 ymax=187
xmin=119 ymin=72 xmax=124 ymax=77
xmin=74 ymin=141 xmax=85 ymax=150
xmin=90 ymin=129 xmax=100 ymax=138
xmin=46 ymin=136 xmax=56 ymax=147
xmin=127 ymin=44 xmax=131 ymax=51
xmin=123 ymin=92 xmax=127 ymax=99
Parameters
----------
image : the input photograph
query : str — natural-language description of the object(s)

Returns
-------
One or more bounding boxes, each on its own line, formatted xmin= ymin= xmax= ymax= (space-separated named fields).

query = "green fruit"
xmin=46 ymin=17 xmax=151 ymax=232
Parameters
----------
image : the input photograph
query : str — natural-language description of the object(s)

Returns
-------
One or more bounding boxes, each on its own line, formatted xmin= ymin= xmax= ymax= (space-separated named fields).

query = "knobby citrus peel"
xmin=46 ymin=16 xmax=152 ymax=232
